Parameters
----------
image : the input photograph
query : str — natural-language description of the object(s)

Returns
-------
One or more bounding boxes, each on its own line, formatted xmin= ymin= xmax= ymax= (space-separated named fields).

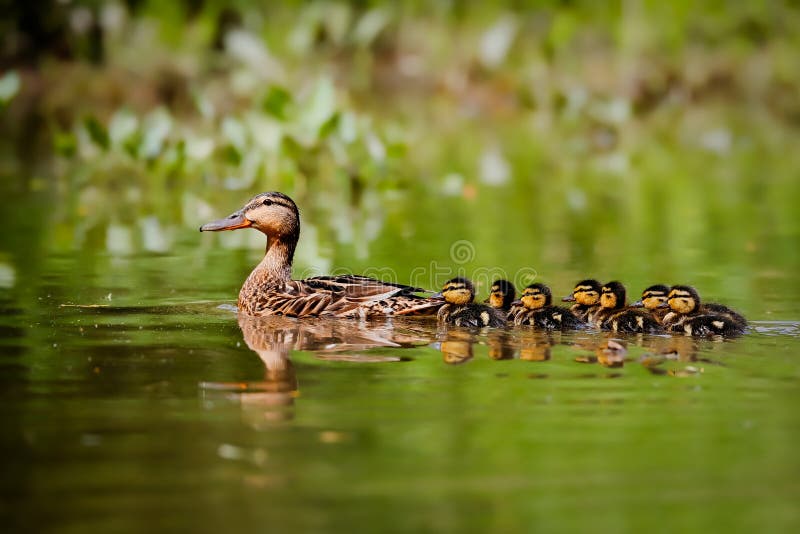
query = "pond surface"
xmin=1 ymin=222 xmax=799 ymax=532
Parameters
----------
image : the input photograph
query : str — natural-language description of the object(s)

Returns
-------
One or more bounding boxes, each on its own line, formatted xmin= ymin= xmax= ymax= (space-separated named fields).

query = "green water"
xmin=1 ymin=180 xmax=799 ymax=533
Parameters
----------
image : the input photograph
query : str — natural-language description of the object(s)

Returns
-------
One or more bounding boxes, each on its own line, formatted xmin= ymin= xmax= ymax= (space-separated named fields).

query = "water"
xmin=1 ymin=239 xmax=799 ymax=532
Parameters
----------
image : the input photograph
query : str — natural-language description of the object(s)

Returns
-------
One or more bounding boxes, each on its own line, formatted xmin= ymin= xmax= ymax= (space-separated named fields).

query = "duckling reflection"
xmin=487 ymin=329 xmax=516 ymax=360
xmin=518 ymin=330 xmax=556 ymax=362
xmin=439 ymin=329 xmax=477 ymax=365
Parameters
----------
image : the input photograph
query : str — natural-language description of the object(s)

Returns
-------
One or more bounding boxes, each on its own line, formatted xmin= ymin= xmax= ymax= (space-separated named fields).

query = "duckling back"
xmin=603 ymin=309 xmax=664 ymax=334
xmin=513 ymin=305 xmax=584 ymax=330
xmin=671 ymin=314 xmax=745 ymax=337
xmin=439 ymin=303 xmax=507 ymax=328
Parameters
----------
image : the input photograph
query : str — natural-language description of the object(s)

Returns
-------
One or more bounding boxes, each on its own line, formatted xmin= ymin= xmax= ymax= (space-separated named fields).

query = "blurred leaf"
xmin=548 ymin=12 xmax=577 ymax=53
xmin=0 ymin=70 xmax=21 ymax=105
xmin=318 ymin=111 xmax=341 ymax=139
xmin=139 ymin=108 xmax=172 ymax=160
xmin=262 ymin=86 xmax=292 ymax=120
xmin=109 ymin=109 xmax=138 ymax=148
xmin=54 ymin=131 xmax=77 ymax=158
xmin=84 ymin=116 xmax=110 ymax=150
xmin=352 ymin=9 xmax=389 ymax=46
xmin=300 ymin=77 xmax=337 ymax=140
xmin=221 ymin=116 xmax=247 ymax=152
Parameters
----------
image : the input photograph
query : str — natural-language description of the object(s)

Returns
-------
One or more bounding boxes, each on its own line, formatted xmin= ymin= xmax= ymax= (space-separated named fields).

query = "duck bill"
xmin=562 ymin=295 xmax=576 ymax=302
xmin=510 ymin=299 xmax=522 ymax=307
xmin=199 ymin=211 xmax=252 ymax=232
xmin=630 ymin=300 xmax=644 ymax=307
xmin=658 ymin=302 xmax=670 ymax=308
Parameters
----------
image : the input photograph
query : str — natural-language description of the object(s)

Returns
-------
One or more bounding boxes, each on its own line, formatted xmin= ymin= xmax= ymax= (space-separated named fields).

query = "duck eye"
xmin=262 ymin=199 xmax=272 ymax=206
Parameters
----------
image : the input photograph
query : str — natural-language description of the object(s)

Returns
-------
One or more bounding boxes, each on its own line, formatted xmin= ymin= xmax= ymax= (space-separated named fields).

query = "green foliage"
xmin=0 ymin=70 xmax=20 ymax=106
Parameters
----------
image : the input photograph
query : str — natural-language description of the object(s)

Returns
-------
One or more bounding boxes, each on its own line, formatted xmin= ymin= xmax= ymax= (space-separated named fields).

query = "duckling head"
xmin=563 ymin=279 xmax=601 ymax=306
xmin=441 ymin=277 xmax=476 ymax=306
xmin=519 ymin=283 xmax=551 ymax=310
xmin=600 ymin=281 xmax=626 ymax=310
xmin=667 ymin=285 xmax=700 ymax=314
xmin=631 ymin=284 xmax=670 ymax=309
xmin=485 ymin=279 xmax=516 ymax=310
xmin=200 ymin=192 xmax=300 ymax=240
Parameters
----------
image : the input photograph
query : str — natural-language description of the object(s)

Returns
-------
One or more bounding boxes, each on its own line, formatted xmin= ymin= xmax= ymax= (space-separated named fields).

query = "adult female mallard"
xmin=200 ymin=192 xmax=443 ymax=318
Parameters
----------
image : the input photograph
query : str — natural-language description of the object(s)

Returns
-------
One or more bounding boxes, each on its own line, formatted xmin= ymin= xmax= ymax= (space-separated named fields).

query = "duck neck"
xmin=242 ymin=233 xmax=298 ymax=291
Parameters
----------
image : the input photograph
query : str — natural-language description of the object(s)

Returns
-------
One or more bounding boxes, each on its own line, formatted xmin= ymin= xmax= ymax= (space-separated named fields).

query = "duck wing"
xmin=249 ymin=276 xmax=440 ymax=318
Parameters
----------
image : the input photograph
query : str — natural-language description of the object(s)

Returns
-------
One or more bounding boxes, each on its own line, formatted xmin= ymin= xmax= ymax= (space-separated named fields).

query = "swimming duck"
xmin=662 ymin=285 xmax=746 ymax=336
xmin=596 ymin=281 xmax=664 ymax=334
xmin=509 ymin=283 xmax=584 ymax=330
xmin=437 ymin=277 xmax=506 ymax=328
xmin=630 ymin=284 xmax=672 ymax=324
xmin=200 ymin=192 xmax=444 ymax=318
xmin=561 ymin=279 xmax=602 ymax=321
xmin=484 ymin=279 xmax=517 ymax=311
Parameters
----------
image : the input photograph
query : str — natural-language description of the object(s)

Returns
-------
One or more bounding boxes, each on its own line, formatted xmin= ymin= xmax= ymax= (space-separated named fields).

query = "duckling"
xmin=484 ymin=279 xmax=516 ymax=312
xmin=597 ymin=281 xmax=664 ymax=334
xmin=437 ymin=277 xmax=506 ymax=328
xmin=200 ymin=192 xmax=443 ymax=317
xmin=561 ymin=279 xmax=602 ymax=322
xmin=630 ymin=284 xmax=671 ymax=324
xmin=662 ymin=285 xmax=746 ymax=336
xmin=509 ymin=283 xmax=584 ymax=330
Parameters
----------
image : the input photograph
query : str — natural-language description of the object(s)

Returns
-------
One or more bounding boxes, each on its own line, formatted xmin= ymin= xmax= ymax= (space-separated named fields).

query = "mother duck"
xmin=200 ymin=192 xmax=443 ymax=318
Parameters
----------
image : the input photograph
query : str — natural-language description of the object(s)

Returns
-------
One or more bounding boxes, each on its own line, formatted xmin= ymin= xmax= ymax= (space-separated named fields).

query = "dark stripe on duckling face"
xmin=441 ymin=277 xmax=475 ymax=306
xmin=668 ymin=286 xmax=699 ymax=314
xmin=566 ymin=279 xmax=601 ymax=305
xmin=640 ymin=284 xmax=670 ymax=310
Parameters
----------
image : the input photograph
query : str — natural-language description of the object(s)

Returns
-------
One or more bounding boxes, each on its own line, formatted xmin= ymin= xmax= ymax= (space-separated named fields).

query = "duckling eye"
xmin=262 ymin=199 xmax=273 ymax=206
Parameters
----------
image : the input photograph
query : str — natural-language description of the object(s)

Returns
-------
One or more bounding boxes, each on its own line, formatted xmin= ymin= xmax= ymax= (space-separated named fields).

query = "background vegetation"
xmin=1 ymin=0 xmax=798 ymax=311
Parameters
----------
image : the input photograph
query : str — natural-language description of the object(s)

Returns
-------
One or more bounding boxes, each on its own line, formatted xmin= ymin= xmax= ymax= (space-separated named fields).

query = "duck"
xmin=436 ymin=277 xmax=506 ymax=328
xmin=630 ymin=284 xmax=672 ymax=324
xmin=509 ymin=283 xmax=584 ymax=330
xmin=561 ymin=279 xmax=602 ymax=321
xmin=484 ymin=279 xmax=516 ymax=311
xmin=662 ymin=285 xmax=746 ymax=336
xmin=596 ymin=281 xmax=664 ymax=334
xmin=200 ymin=192 xmax=444 ymax=318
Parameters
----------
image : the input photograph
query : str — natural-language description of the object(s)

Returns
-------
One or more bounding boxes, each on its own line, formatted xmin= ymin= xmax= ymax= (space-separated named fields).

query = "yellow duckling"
xmin=630 ymin=284 xmax=671 ymax=324
xmin=484 ymin=279 xmax=517 ymax=312
xmin=509 ymin=283 xmax=585 ymax=330
xmin=662 ymin=285 xmax=746 ymax=336
xmin=561 ymin=279 xmax=602 ymax=322
xmin=437 ymin=277 xmax=506 ymax=328
xmin=200 ymin=192 xmax=443 ymax=317
xmin=596 ymin=281 xmax=664 ymax=334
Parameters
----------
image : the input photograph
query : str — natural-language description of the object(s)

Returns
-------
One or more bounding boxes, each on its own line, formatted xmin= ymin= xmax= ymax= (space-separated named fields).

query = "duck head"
xmin=515 ymin=283 xmax=551 ymax=310
xmin=666 ymin=285 xmax=700 ymax=314
xmin=563 ymin=279 xmax=601 ymax=305
xmin=485 ymin=279 xmax=516 ymax=310
xmin=600 ymin=281 xmax=626 ymax=310
xmin=631 ymin=284 xmax=670 ymax=309
xmin=441 ymin=277 xmax=476 ymax=306
xmin=200 ymin=192 xmax=300 ymax=240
